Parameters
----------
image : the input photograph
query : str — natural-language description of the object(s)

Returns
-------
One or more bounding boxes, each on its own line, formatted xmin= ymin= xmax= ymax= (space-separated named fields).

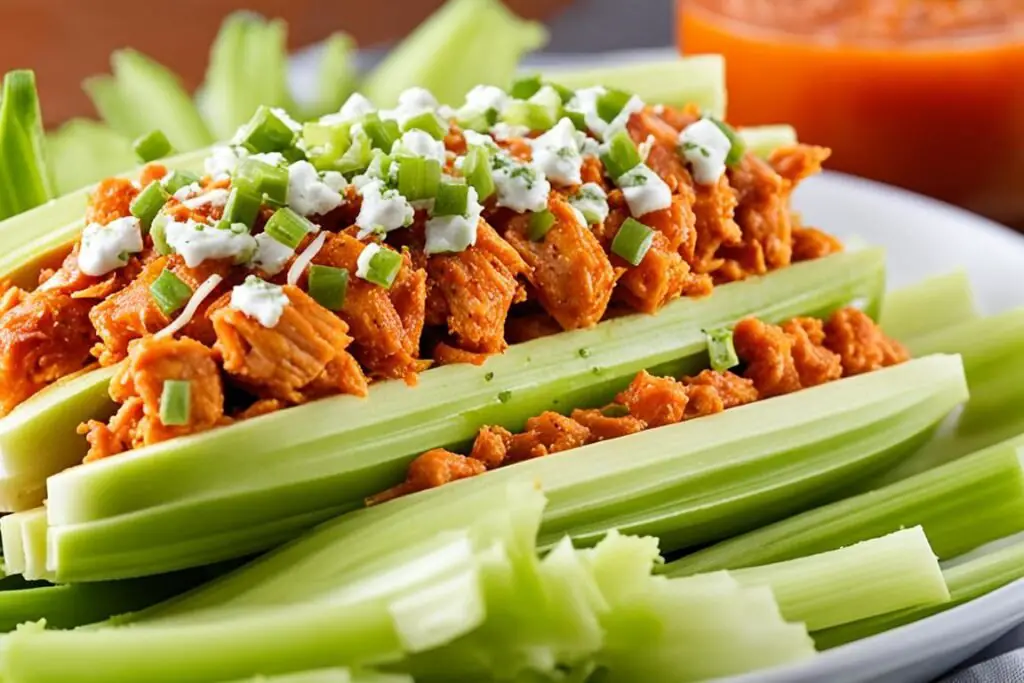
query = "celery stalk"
xmin=82 ymin=75 xmax=148 ymax=143
xmin=222 ymin=672 xmax=412 ymax=683
xmin=668 ymin=434 xmax=1024 ymax=575
xmin=46 ymin=120 xmax=137 ymax=195
xmin=543 ymin=55 xmax=726 ymax=119
xmin=738 ymin=125 xmax=797 ymax=158
xmin=814 ymin=532 xmax=1024 ymax=649
xmin=732 ymin=527 xmax=949 ymax=631
xmin=17 ymin=507 xmax=52 ymax=582
xmin=0 ymin=71 xmax=53 ymax=219
xmin=0 ymin=366 xmax=118 ymax=511
xmin=363 ymin=0 xmax=547 ymax=107
xmin=881 ymin=270 xmax=977 ymax=343
xmin=44 ymin=249 xmax=887 ymax=581
xmin=302 ymin=33 xmax=358 ymax=120
xmin=1 ymin=512 xmax=27 ymax=576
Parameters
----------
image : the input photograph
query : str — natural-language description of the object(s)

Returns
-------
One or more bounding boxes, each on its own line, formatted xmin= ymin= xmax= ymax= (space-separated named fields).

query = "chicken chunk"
xmin=823 ymin=307 xmax=910 ymax=376
xmin=570 ymin=407 xmax=646 ymax=442
xmin=616 ymin=370 xmax=690 ymax=428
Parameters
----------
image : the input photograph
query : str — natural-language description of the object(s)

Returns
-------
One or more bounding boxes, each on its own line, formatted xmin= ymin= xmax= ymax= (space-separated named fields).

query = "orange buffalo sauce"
xmin=679 ymin=1 xmax=1024 ymax=227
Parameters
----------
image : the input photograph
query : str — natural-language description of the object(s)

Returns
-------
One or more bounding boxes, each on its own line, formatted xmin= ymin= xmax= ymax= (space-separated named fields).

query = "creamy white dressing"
xmin=321 ymin=93 xmax=376 ymax=126
xmin=678 ymin=118 xmax=732 ymax=185
xmin=392 ymin=129 xmax=446 ymax=164
xmin=248 ymin=152 xmax=287 ymax=167
xmin=491 ymin=153 xmax=550 ymax=213
xmin=252 ymin=233 xmax=295 ymax=276
xmin=287 ymin=161 xmax=346 ymax=217
xmin=204 ymin=145 xmax=248 ymax=180
xmin=165 ymin=219 xmax=258 ymax=268
xmin=183 ymin=189 xmax=230 ymax=209
xmin=424 ymin=186 xmax=482 ymax=256
xmin=230 ymin=276 xmax=290 ymax=328
xmin=529 ymin=118 xmax=583 ymax=186
xmin=355 ymin=179 xmax=415 ymax=238
xmin=355 ymin=243 xmax=382 ymax=280
xmin=461 ymin=85 xmax=508 ymax=117
xmin=380 ymin=87 xmax=439 ymax=127
xmin=528 ymin=85 xmax=562 ymax=111
xmin=173 ymin=182 xmax=202 ymax=202
xmin=569 ymin=182 xmax=610 ymax=226
xmin=565 ymin=86 xmax=607 ymax=139
xmin=463 ymin=130 xmax=500 ymax=151
xmin=616 ymin=164 xmax=672 ymax=217
xmin=78 ymin=216 xmax=144 ymax=276
xmin=491 ymin=122 xmax=529 ymax=141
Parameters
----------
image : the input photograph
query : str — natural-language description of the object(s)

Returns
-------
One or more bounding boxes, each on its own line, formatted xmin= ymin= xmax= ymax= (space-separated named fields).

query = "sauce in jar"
xmin=679 ymin=0 xmax=1024 ymax=227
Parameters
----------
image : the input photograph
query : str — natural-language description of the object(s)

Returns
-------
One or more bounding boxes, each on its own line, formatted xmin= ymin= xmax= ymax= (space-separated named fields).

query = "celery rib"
xmin=737 ymin=125 xmax=797 ymax=158
xmin=0 ymin=71 xmax=53 ymax=220
xmin=881 ymin=270 xmax=977 ymax=344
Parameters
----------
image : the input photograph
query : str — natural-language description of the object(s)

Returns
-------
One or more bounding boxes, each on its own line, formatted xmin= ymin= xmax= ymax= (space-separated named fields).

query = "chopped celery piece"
xmin=17 ymin=507 xmax=53 ymax=582
xmin=815 ymin=531 xmax=1024 ymax=649
xmin=363 ymin=0 xmax=547 ymax=107
xmin=46 ymin=120 xmax=136 ymax=195
xmin=0 ymin=366 xmax=117 ymax=512
xmin=881 ymin=270 xmax=977 ymax=343
xmin=86 ymin=50 xmax=212 ymax=151
xmin=0 ymin=512 xmax=27 ymax=576
xmin=542 ymin=55 xmax=726 ymax=119
xmin=737 ymin=124 xmax=797 ymax=158
xmin=732 ymin=527 xmax=948 ymax=631
xmin=0 ymin=71 xmax=53 ymax=219
xmin=302 ymin=33 xmax=358 ymax=120
xmin=44 ymin=249 xmax=886 ymax=580
xmin=200 ymin=13 xmax=296 ymax=141
xmin=669 ymin=434 xmax=1024 ymax=575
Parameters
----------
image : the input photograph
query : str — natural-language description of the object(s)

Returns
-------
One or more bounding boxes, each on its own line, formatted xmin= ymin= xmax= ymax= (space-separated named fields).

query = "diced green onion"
xmin=396 ymin=156 xmax=441 ymax=202
xmin=160 ymin=170 xmax=201 ymax=194
xmin=128 ymin=182 xmax=170 ymax=230
xmin=596 ymin=89 xmax=633 ymax=123
xmin=705 ymin=328 xmax=739 ymax=372
xmin=461 ymin=146 xmax=495 ymax=201
xmin=611 ymin=218 xmax=654 ymax=266
xmin=234 ymin=158 xmax=289 ymax=206
xmin=528 ymin=209 xmax=556 ymax=241
xmin=402 ymin=112 xmax=447 ymax=140
xmin=149 ymin=213 xmax=172 ymax=256
xmin=362 ymin=114 xmax=401 ymax=152
xmin=432 ymin=182 xmax=470 ymax=217
xmin=334 ymin=130 xmax=374 ymax=176
xmin=303 ymin=122 xmax=354 ymax=173
xmin=237 ymin=106 xmax=297 ymax=154
xmin=132 ymin=130 xmax=174 ymax=163
xmin=502 ymin=101 xmax=556 ymax=132
xmin=364 ymin=247 xmax=402 ymax=289
xmin=709 ymin=117 xmax=746 ymax=166
xmin=158 ymin=380 xmax=191 ymax=427
xmin=509 ymin=74 xmax=543 ymax=100
xmin=564 ymin=110 xmax=587 ymax=132
xmin=223 ymin=187 xmax=262 ymax=229
xmin=264 ymin=208 xmax=314 ymax=249
xmin=149 ymin=269 xmax=193 ymax=316
xmin=600 ymin=131 xmax=642 ymax=180
xmin=308 ymin=265 xmax=349 ymax=311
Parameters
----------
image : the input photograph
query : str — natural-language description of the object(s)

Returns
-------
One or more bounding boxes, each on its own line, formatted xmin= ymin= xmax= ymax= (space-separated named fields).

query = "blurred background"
xmin=1 ymin=0 xmax=1021 ymax=226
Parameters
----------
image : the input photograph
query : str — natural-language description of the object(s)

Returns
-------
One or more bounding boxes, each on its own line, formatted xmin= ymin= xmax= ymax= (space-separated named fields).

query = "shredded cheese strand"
xmin=155 ymin=274 xmax=224 ymax=339
xmin=286 ymin=232 xmax=327 ymax=287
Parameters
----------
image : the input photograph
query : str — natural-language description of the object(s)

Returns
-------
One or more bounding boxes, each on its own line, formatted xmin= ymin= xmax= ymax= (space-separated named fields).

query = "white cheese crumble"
xmin=321 ymin=93 xmax=376 ymax=125
xmin=463 ymin=130 xmax=500 ymax=151
xmin=528 ymin=85 xmax=562 ymax=111
xmin=270 ymin=107 xmax=302 ymax=133
xmin=491 ymin=122 xmax=529 ymax=141
xmin=204 ymin=145 xmax=248 ymax=180
xmin=616 ymin=164 xmax=672 ymax=217
xmin=529 ymin=118 xmax=583 ymax=186
xmin=173 ymin=182 xmax=202 ymax=202
xmin=491 ymin=154 xmax=550 ymax=213
xmin=391 ymin=129 xmax=446 ymax=164
xmin=355 ymin=179 xmax=415 ymax=238
xmin=678 ymin=118 xmax=732 ymax=185
xmin=252 ymin=233 xmax=295 ymax=276
xmin=355 ymin=243 xmax=382 ymax=280
xmin=183 ymin=189 xmax=230 ymax=209
xmin=565 ymin=86 xmax=607 ymax=139
xmin=286 ymin=161 xmax=346 ymax=217
xmin=165 ymin=219 xmax=258 ymax=268
xmin=380 ymin=87 xmax=439 ymax=127
xmin=461 ymin=85 xmax=508 ymax=117
xmin=569 ymin=182 xmax=610 ymax=226
xmin=424 ymin=186 xmax=483 ymax=256
xmin=248 ymin=152 xmax=287 ymax=167
xmin=230 ymin=276 xmax=289 ymax=328
xmin=78 ymin=216 xmax=144 ymax=276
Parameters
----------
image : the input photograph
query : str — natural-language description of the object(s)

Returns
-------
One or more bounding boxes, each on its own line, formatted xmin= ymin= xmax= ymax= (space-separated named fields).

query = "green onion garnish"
xmin=596 ymin=89 xmax=633 ymax=123
xmin=362 ymin=113 xmax=401 ymax=152
xmin=528 ymin=209 xmax=556 ymax=241
xmin=611 ymin=217 xmax=655 ymax=266
xmin=234 ymin=158 xmax=289 ymax=206
xmin=709 ymin=117 xmax=747 ymax=166
xmin=705 ymin=327 xmax=740 ymax=372
xmin=502 ymin=101 xmax=557 ymax=132
xmin=364 ymin=247 xmax=403 ymax=289
xmin=237 ymin=106 xmax=297 ymax=154
xmin=461 ymin=146 xmax=495 ymax=201
xmin=161 ymin=170 xmax=201 ymax=194
xmin=509 ymin=74 xmax=543 ymax=100
xmin=264 ymin=207 xmax=314 ymax=249
xmin=149 ymin=269 xmax=193 ymax=316
xmin=600 ymin=131 xmax=643 ymax=180
xmin=159 ymin=379 xmax=191 ymax=427
xmin=223 ymin=187 xmax=262 ymax=229
xmin=308 ymin=265 xmax=349 ymax=311
xmin=601 ymin=404 xmax=630 ymax=418
xmin=396 ymin=156 xmax=441 ymax=202
xmin=132 ymin=130 xmax=174 ymax=163
xmin=129 ymin=181 xmax=169 ymax=230
xmin=432 ymin=181 xmax=470 ymax=217
xmin=402 ymin=112 xmax=447 ymax=141
xmin=150 ymin=213 xmax=172 ymax=255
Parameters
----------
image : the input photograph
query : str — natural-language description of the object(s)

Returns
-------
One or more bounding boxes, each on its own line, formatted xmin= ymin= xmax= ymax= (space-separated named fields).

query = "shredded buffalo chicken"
xmin=368 ymin=307 xmax=907 ymax=504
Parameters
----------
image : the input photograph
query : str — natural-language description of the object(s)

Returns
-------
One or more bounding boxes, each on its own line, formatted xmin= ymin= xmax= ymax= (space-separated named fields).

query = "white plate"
xmin=716 ymin=172 xmax=1024 ymax=683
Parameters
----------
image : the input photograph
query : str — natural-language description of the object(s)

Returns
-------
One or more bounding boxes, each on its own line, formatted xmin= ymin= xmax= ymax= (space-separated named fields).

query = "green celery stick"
xmin=46 ymin=120 xmax=137 ymax=195
xmin=668 ymin=434 xmax=1024 ymax=575
xmin=302 ymin=33 xmax=358 ymax=120
xmin=881 ymin=270 xmax=977 ymax=343
xmin=220 ymin=671 xmax=411 ymax=683
xmin=363 ymin=0 xmax=548 ymax=107
xmin=738 ymin=125 xmax=797 ymax=158
xmin=17 ymin=508 xmax=52 ymax=582
xmin=543 ymin=55 xmax=726 ymax=119
xmin=0 ymin=70 xmax=54 ymax=219
xmin=82 ymin=75 xmax=147 ymax=142
xmin=43 ymin=249 xmax=887 ymax=581
xmin=0 ymin=512 xmax=27 ymax=576
xmin=732 ymin=526 xmax=948 ymax=631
